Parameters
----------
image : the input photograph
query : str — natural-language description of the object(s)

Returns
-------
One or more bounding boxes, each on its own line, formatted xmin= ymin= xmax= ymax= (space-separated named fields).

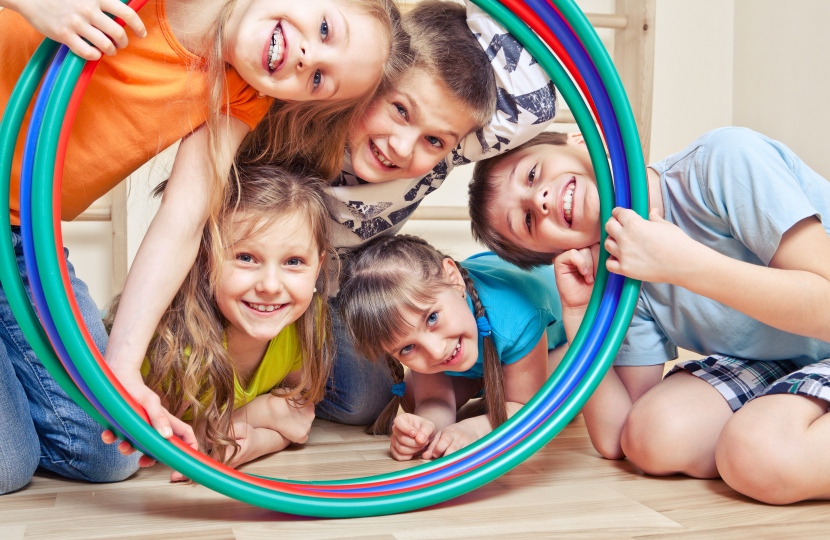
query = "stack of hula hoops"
xmin=0 ymin=0 xmax=648 ymax=517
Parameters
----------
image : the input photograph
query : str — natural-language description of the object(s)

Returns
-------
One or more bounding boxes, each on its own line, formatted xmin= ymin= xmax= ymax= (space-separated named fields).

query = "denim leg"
xmin=315 ymin=300 xmax=394 ymax=425
xmin=0 ymin=335 xmax=40 ymax=494
xmin=0 ymin=232 xmax=139 ymax=489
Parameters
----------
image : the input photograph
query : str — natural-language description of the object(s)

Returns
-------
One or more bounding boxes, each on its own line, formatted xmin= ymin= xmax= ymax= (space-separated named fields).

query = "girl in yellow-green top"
xmin=110 ymin=163 xmax=333 ymax=480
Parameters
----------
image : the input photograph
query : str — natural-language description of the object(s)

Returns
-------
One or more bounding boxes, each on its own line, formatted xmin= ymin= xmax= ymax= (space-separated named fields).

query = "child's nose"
xmin=535 ymin=187 xmax=552 ymax=215
xmin=389 ymin=128 xmax=417 ymax=163
xmin=425 ymin=337 xmax=445 ymax=362
xmin=258 ymin=269 xmax=284 ymax=294
xmin=298 ymin=42 xmax=315 ymax=70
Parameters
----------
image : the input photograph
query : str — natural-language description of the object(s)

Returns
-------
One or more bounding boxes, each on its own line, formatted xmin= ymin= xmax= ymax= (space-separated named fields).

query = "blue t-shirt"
xmin=615 ymin=127 xmax=830 ymax=368
xmin=446 ymin=252 xmax=566 ymax=379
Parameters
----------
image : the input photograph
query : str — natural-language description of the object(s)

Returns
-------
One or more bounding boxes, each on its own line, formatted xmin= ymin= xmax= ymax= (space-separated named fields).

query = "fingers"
xmin=391 ymin=423 xmax=423 ymax=449
xmin=63 ymin=0 xmax=146 ymax=61
xmin=104 ymin=0 xmax=147 ymax=38
xmin=170 ymin=470 xmax=188 ymax=482
xmin=389 ymin=434 xmax=425 ymax=461
xmin=423 ymin=432 xmax=449 ymax=460
xmin=555 ymin=247 xmax=595 ymax=283
xmin=102 ymin=430 xmax=156 ymax=467
xmin=101 ymin=429 xmax=117 ymax=445
xmin=648 ymin=208 xmax=665 ymax=223
xmin=64 ymin=34 xmax=104 ymax=62
xmin=393 ymin=414 xmax=434 ymax=444
xmin=390 ymin=415 xmax=434 ymax=461
xmin=92 ymin=10 xmax=128 ymax=50
xmin=80 ymin=23 xmax=118 ymax=57
xmin=146 ymin=401 xmax=175 ymax=440
xmin=611 ymin=207 xmax=639 ymax=224
xmin=168 ymin=415 xmax=199 ymax=451
xmin=590 ymin=243 xmax=601 ymax=276
xmin=393 ymin=413 xmax=417 ymax=436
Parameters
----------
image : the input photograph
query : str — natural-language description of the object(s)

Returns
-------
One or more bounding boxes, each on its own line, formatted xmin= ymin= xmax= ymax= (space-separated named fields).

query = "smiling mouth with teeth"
xmin=244 ymin=301 xmax=285 ymax=313
xmin=442 ymin=339 xmax=462 ymax=365
xmin=370 ymin=141 xmax=397 ymax=168
xmin=563 ymin=179 xmax=575 ymax=225
xmin=268 ymin=24 xmax=285 ymax=72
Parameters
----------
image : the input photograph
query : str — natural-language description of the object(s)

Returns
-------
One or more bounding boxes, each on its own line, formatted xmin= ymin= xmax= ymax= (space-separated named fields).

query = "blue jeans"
xmin=0 ymin=228 xmax=139 ymax=494
xmin=315 ymin=299 xmax=394 ymax=425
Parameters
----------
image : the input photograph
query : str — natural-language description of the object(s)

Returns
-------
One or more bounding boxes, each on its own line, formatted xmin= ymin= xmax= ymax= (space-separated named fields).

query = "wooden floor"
xmin=3 ymin=410 xmax=830 ymax=540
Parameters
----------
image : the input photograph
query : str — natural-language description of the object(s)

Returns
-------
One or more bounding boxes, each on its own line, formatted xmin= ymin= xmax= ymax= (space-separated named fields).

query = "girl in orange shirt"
xmin=0 ymin=0 xmax=402 ymax=493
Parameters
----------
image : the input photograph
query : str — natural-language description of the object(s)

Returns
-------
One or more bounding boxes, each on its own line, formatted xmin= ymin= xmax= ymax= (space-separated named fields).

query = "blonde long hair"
xmin=110 ymin=164 xmax=335 ymax=463
xmin=235 ymin=0 xmax=411 ymax=181
xmin=337 ymin=235 xmax=507 ymax=435
xmin=202 ymin=0 xmax=408 ymax=295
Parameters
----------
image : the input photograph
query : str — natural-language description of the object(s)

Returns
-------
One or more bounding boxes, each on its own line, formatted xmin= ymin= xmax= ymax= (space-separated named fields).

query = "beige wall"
xmin=732 ymin=0 xmax=830 ymax=179
xmin=63 ymin=0 xmax=829 ymax=309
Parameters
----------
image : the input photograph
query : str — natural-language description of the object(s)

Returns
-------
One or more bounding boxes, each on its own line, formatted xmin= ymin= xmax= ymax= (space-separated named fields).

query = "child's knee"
xmin=716 ymin=405 xmax=810 ymax=504
xmin=73 ymin=453 xmax=140 ymax=484
xmin=0 ymin=452 xmax=38 ymax=494
xmin=620 ymin=398 xmax=675 ymax=471
xmin=56 ymin=437 xmax=141 ymax=484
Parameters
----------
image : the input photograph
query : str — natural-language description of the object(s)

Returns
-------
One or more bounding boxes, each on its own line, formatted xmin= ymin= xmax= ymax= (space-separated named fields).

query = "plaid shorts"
xmin=667 ymin=354 xmax=830 ymax=412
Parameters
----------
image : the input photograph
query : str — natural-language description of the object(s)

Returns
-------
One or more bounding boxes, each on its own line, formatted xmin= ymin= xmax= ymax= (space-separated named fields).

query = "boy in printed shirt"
xmin=316 ymin=0 xmax=559 ymax=426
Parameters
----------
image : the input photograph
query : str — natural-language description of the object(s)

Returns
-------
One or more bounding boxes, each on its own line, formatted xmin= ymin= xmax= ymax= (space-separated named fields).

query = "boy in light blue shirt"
xmin=468 ymin=127 xmax=830 ymax=505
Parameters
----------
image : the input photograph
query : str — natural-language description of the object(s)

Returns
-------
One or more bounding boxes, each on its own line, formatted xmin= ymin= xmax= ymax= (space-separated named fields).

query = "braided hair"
xmin=338 ymin=235 xmax=507 ymax=435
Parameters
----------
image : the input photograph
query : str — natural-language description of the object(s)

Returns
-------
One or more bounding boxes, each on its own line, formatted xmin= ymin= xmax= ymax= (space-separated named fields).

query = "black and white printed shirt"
xmin=326 ymin=0 xmax=558 ymax=250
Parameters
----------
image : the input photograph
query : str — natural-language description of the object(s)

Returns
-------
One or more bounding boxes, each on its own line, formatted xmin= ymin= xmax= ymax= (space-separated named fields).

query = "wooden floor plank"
xmin=0 ymin=524 xmax=25 ymax=540
xmin=632 ymin=519 xmax=830 ymax=539
xmin=608 ymin=476 xmax=830 ymax=530
xmin=1 ymin=414 xmax=828 ymax=539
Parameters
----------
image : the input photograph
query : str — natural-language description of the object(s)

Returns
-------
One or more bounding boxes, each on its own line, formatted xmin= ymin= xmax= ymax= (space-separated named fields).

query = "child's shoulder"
xmin=462 ymin=252 xmax=557 ymax=311
xmin=656 ymin=127 xmax=783 ymax=173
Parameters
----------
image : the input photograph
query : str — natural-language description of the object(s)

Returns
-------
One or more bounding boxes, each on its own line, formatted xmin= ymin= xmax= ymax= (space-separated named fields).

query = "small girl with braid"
xmin=338 ymin=235 xmax=567 ymax=461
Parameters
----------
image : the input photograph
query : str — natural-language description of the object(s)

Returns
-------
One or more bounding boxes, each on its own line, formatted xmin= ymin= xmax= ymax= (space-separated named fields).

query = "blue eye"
xmin=400 ymin=344 xmax=414 ymax=355
xmin=236 ymin=253 xmax=254 ymax=263
xmin=286 ymin=257 xmax=303 ymax=266
xmin=320 ymin=19 xmax=329 ymax=39
xmin=528 ymin=164 xmax=536 ymax=186
xmin=312 ymin=69 xmax=322 ymax=90
xmin=394 ymin=103 xmax=408 ymax=120
xmin=427 ymin=312 xmax=438 ymax=326
xmin=426 ymin=136 xmax=443 ymax=148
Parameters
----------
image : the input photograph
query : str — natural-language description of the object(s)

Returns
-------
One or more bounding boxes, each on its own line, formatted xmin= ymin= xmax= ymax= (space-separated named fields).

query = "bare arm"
xmin=388 ymin=371 xmax=456 ymax=461
xmin=230 ymin=370 xmax=315 ymax=444
xmin=224 ymin=423 xmax=292 ymax=471
xmin=553 ymin=245 xmax=663 ymax=459
xmin=422 ymin=333 xmax=549 ymax=459
xmin=411 ymin=370 xmax=457 ymax=432
xmin=105 ymin=118 xmax=250 ymax=442
xmin=1 ymin=0 xmax=147 ymax=61
xmin=607 ymin=211 xmax=830 ymax=342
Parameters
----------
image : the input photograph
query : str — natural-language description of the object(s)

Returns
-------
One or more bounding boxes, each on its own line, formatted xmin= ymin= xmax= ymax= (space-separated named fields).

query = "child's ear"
xmin=566 ymin=132 xmax=586 ymax=148
xmin=441 ymin=258 xmax=465 ymax=289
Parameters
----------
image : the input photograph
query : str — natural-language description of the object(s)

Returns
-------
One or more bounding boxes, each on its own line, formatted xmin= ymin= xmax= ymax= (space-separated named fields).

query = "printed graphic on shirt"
xmin=344 ymin=201 xmax=392 ymax=220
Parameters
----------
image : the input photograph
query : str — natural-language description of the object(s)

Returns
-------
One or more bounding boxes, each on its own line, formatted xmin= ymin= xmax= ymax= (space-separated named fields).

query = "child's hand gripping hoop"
xmin=0 ymin=0 xmax=647 ymax=517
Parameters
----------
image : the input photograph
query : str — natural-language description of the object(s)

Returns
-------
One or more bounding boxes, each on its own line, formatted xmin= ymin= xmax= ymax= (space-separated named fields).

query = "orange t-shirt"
xmin=0 ymin=0 xmax=273 ymax=223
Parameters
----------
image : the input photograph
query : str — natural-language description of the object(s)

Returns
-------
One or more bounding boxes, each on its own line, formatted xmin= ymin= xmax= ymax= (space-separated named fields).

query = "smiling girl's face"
xmin=348 ymin=68 xmax=478 ymax=183
xmin=385 ymin=259 xmax=479 ymax=374
xmin=224 ymin=0 xmax=389 ymax=102
xmin=215 ymin=211 xmax=322 ymax=347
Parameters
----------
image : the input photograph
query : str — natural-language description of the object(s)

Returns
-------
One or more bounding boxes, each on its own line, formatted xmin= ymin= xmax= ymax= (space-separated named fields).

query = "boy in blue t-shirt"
xmin=468 ymin=127 xmax=830 ymax=504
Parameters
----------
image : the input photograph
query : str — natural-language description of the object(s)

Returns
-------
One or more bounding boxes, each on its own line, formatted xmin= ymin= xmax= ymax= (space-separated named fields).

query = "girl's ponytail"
xmin=367 ymin=354 xmax=407 ymax=435
xmin=457 ymin=266 xmax=507 ymax=428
